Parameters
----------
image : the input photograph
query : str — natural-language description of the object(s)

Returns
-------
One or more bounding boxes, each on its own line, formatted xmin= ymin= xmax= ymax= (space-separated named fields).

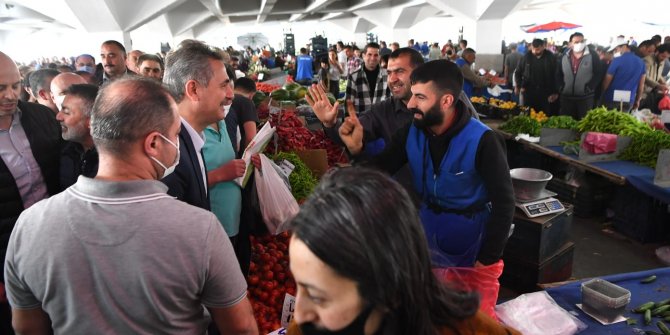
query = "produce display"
xmin=529 ymin=109 xmax=548 ymax=123
xmin=248 ymin=232 xmax=295 ymax=334
xmin=619 ymin=129 xmax=670 ymax=168
xmin=272 ymin=152 xmax=318 ymax=201
xmin=575 ymin=107 xmax=650 ymax=136
xmin=542 ymin=116 xmax=578 ymax=130
xmin=256 ymin=83 xmax=281 ymax=94
xmin=265 ymin=110 xmax=349 ymax=167
xmin=499 ymin=115 xmax=541 ymax=136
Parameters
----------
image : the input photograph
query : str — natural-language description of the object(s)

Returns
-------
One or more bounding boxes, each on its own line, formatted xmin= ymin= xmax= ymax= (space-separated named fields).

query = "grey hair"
xmin=28 ymin=69 xmax=59 ymax=97
xmin=162 ymin=40 xmax=223 ymax=103
xmin=62 ymin=84 xmax=98 ymax=117
xmin=91 ymin=77 xmax=175 ymax=155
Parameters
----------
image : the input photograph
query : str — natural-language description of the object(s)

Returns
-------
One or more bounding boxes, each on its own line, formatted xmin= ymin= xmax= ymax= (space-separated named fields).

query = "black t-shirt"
xmin=224 ymin=94 xmax=260 ymax=157
xmin=364 ymin=65 xmax=380 ymax=97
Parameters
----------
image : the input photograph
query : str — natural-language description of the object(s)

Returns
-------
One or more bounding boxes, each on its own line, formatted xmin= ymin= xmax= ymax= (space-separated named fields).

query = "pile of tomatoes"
xmin=248 ymin=232 xmax=296 ymax=334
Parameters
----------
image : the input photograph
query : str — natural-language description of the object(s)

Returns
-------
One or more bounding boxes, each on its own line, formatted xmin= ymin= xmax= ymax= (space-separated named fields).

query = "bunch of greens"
xmin=500 ymin=115 xmax=541 ymax=136
xmin=543 ymin=116 xmax=578 ymax=130
xmin=272 ymin=152 xmax=318 ymax=201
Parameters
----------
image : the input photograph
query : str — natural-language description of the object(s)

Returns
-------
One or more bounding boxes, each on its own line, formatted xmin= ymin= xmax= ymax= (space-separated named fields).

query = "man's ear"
xmin=38 ymin=89 xmax=51 ymax=102
xmin=184 ymin=80 xmax=199 ymax=102
xmin=441 ymin=93 xmax=455 ymax=110
xmin=144 ymin=131 xmax=161 ymax=157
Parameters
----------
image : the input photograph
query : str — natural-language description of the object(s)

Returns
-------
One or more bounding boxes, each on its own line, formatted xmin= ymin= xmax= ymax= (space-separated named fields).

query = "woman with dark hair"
xmin=287 ymin=168 xmax=519 ymax=335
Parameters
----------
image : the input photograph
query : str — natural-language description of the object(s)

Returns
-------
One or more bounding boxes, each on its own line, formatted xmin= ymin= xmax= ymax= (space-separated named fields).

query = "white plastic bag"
xmin=254 ymin=154 xmax=299 ymax=235
xmin=495 ymin=291 xmax=587 ymax=335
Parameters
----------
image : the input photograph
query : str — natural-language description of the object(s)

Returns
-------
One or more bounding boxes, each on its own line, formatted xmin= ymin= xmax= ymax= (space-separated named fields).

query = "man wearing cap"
xmin=600 ymin=37 xmax=646 ymax=111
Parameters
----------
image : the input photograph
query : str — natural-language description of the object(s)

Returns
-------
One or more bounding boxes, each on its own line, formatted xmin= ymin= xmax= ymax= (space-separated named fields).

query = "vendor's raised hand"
xmin=338 ymin=100 xmax=364 ymax=155
xmin=306 ymin=84 xmax=339 ymax=128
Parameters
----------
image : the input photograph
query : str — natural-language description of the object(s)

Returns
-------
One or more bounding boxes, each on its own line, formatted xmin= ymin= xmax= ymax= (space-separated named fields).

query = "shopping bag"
xmin=432 ymin=260 xmax=504 ymax=320
xmin=254 ymin=154 xmax=299 ymax=235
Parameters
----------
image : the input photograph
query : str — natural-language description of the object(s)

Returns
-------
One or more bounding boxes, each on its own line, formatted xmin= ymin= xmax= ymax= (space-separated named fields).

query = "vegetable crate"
xmin=501 ymin=242 xmax=575 ymax=293
xmin=611 ymin=184 xmax=670 ymax=243
xmin=545 ymin=175 xmax=615 ymax=218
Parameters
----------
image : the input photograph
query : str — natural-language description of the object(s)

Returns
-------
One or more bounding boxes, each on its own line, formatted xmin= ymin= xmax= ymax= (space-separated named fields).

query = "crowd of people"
xmin=4 ymin=30 xmax=667 ymax=334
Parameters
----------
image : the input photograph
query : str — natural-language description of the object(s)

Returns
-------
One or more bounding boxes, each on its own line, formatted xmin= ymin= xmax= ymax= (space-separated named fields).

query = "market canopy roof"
xmin=523 ymin=21 xmax=581 ymax=33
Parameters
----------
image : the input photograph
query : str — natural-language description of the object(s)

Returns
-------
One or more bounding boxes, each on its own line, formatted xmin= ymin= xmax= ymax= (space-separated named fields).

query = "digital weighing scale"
xmin=515 ymin=189 xmax=566 ymax=218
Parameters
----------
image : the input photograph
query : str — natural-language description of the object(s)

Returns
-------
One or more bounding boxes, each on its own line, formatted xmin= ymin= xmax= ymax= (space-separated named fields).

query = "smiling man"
xmin=345 ymin=42 xmax=390 ymax=114
xmin=336 ymin=60 xmax=514 ymax=288
xmin=161 ymin=40 xmax=234 ymax=211
xmin=56 ymin=84 xmax=99 ymax=190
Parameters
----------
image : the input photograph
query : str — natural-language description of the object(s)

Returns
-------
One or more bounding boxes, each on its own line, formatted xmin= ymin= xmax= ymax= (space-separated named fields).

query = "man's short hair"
xmin=389 ymin=47 xmax=424 ymax=68
xmin=363 ymin=42 xmax=380 ymax=54
xmin=651 ymin=35 xmax=662 ymax=43
xmin=410 ymin=59 xmax=463 ymax=98
xmin=137 ymin=54 xmax=164 ymax=69
xmin=63 ymin=84 xmax=99 ymax=117
xmin=658 ymin=43 xmax=670 ymax=54
xmin=234 ymin=77 xmax=256 ymax=94
xmin=231 ymin=56 xmax=239 ymax=62
xmin=639 ymin=40 xmax=655 ymax=49
xmin=102 ymin=40 xmax=127 ymax=56
xmin=28 ymin=69 xmax=59 ymax=96
xmin=462 ymin=48 xmax=476 ymax=56
xmin=391 ymin=42 xmax=400 ymax=48
xmin=509 ymin=43 xmax=518 ymax=50
xmin=532 ymin=38 xmax=546 ymax=48
xmin=91 ymin=77 xmax=175 ymax=155
xmin=459 ymin=39 xmax=468 ymax=46
xmin=569 ymin=32 xmax=584 ymax=42
xmin=163 ymin=40 xmax=224 ymax=103
xmin=76 ymin=54 xmax=95 ymax=64
xmin=344 ymin=45 xmax=353 ymax=51
xmin=300 ymin=48 xmax=307 ymax=54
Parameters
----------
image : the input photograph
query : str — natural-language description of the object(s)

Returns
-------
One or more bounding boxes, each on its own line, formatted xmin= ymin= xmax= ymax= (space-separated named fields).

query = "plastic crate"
xmin=611 ymin=184 xmax=670 ymax=243
xmin=581 ymin=279 xmax=631 ymax=323
xmin=545 ymin=176 xmax=615 ymax=218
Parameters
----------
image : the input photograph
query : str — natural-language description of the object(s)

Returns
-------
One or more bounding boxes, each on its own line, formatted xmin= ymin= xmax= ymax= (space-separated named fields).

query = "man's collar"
xmin=181 ymin=117 xmax=205 ymax=151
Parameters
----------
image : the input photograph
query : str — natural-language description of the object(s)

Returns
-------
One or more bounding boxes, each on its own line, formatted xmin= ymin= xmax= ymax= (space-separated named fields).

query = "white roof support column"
xmin=475 ymin=19 xmax=503 ymax=54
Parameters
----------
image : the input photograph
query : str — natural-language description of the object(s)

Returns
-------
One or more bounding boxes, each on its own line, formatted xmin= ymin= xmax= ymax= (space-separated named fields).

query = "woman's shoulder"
xmin=441 ymin=311 xmax=521 ymax=335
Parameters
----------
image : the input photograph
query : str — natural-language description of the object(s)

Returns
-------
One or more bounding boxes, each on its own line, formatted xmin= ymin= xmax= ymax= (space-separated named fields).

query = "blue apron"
xmin=406 ymin=119 xmax=491 ymax=267
xmin=456 ymin=58 xmax=475 ymax=98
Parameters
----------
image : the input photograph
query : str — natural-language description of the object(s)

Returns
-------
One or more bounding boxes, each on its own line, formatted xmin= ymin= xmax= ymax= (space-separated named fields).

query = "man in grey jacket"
xmin=556 ymin=32 xmax=604 ymax=119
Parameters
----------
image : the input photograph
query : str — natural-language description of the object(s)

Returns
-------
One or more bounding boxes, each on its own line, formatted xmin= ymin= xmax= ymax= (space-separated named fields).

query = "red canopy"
xmin=525 ymin=21 xmax=581 ymax=33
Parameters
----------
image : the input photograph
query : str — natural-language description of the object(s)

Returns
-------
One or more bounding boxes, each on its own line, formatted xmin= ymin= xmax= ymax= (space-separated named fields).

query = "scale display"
xmin=516 ymin=197 xmax=565 ymax=218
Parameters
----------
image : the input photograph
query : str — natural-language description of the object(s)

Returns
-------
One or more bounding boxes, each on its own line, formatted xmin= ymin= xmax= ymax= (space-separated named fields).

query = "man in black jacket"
xmin=556 ymin=33 xmax=604 ymax=119
xmin=0 ymin=51 xmax=61 ymax=335
xmin=515 ymin=39 xmax=559 ymax=114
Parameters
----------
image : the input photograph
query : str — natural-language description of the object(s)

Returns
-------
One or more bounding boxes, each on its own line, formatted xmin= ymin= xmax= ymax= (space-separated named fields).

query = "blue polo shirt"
xmin=203 ymin=121 xmax=242 ymax=237
xmin=604 ymin=52 xmax=646 ymax=104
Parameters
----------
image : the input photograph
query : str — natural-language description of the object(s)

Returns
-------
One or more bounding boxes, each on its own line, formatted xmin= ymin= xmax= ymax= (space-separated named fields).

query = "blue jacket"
xmin=456 ymin=58 xmax=474 ymax=98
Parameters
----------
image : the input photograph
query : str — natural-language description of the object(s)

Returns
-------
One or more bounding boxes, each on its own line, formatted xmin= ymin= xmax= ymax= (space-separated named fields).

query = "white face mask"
xmin=150 ymin=133 xmax=180 ymax=179
xmin=573 ymin=42 xmax=585 ymax=53
xmin=613 ymin=52 xmax=622 ymax=58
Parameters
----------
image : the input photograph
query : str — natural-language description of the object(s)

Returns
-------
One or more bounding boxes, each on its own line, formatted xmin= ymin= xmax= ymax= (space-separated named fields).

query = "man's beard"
xmin=412 ymin=102 xmax=444 ymax=130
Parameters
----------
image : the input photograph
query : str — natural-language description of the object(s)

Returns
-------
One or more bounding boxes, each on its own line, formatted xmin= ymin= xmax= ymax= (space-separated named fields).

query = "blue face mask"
xmin=77 ymin=65 xmax=96 ymax=74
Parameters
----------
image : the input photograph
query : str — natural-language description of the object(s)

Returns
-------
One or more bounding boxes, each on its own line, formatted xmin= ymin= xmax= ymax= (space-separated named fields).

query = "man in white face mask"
xmin=600 ymin=36 xmax=647 ymax=111
xmin=4 ymin=77 xmax=258 ymax=335
xmin=556 ymin=32 xmax=605 ymax=119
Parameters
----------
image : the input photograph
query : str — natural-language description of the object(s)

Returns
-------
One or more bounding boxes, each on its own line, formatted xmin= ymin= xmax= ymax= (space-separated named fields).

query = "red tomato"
xmin=264 ymin=270 xmax=274 ymax=280
xmin=248 ymin=275 xmax=260 ymax=286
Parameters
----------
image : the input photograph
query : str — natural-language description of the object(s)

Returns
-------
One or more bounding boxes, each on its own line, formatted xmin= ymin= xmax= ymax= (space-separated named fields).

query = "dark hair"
xmin=381 ymin=54 xmax=389 ymax=64
xmin=410 ymin=59 xmax=463 ymax=98
xmin=639 ymin=39 xmax=655 ymax=49
xmin=651 ymin=35 xmax=662 ymax=43
xmin=300 ymin=47 xmax=307 ymax=54
xmin=234 ymin=77 xmax=256 ymax=94
xmin=28 ymin=69 xmax=59 ymax=97
xmin=462 ymin=48 xmax=476 ymax=56
xmin=225 ymin=63 xmax=236 ymax=81
xmin=163 ymin=40 xmax=224 ymax=103
xmin=658 ymin=43 xmax=670 ymax=54
xmin=344 ymin=45 xmax=353 ymax=51
xmin=389 ymin=47 xmax=424 ymax=68
xmin=531 ymin=38 xmax=546 ymax=47
xmin=569 ymin=32 xmax=584 ymax=42
xmin=91 ymin=77 xmax=175 ymax=155
xmin=63 ymin=84 xmax=99 ymax=117
xmin=57 ymin=65 xmax=74 ymax=73
xmin=290 ymin=168 xmax=478 ymax=335
xmin=137 ymin=54 xmax=164 ymax=69
xmin=363 ymin=42 xmax=380 ymax=54
xmin=320 ymin=57 xmax=329 ymax=65
xmin=102 ymin=40 xmax=127 ymax=56
xmin=459 ymin=39 xmax=468 ymax=46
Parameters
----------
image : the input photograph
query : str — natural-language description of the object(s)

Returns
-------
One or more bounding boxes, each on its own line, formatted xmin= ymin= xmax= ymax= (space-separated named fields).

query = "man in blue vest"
xmin=338 ymin=59 xmax=515 ymax=269
xmin=456 ymin=48 xmax=493 ymax=98
xmin=295 ymin=48 xmax=313 ymax=85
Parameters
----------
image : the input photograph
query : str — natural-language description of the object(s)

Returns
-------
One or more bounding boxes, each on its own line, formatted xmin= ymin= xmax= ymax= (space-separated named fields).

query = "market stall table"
xmin=545 ymin=267 xmax=670 ymax=335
